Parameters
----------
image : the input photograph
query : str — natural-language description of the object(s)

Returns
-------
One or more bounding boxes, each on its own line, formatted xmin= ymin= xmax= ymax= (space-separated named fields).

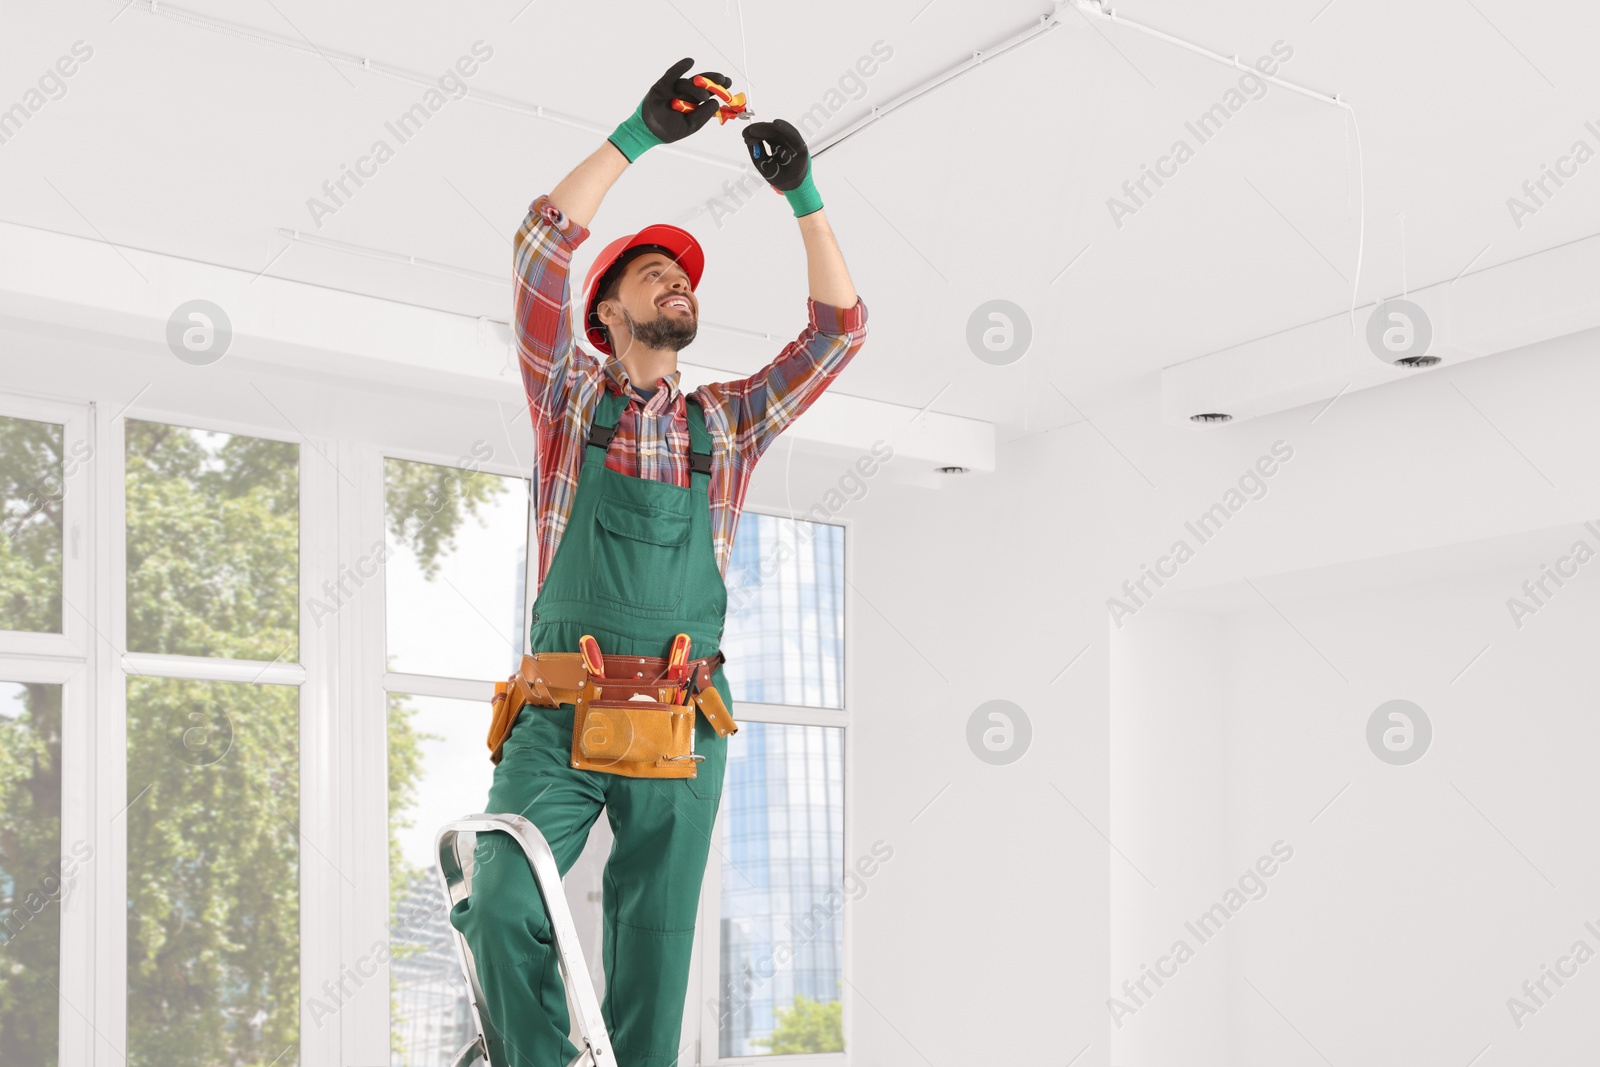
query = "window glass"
xmin=0 ymin=681 xmax=66 ymax=1066
xmin=125 ymin=420 xmax=299 ymax=660
xmin=719 ymin=722 xmax=846 ymax=1057
xmin=0 ymin=415 xmax=67 ymax=634
xmin=384 ymin=458 xmax=527 ymax=680
xmin=724 ymin=516 xmax=845 ymax=709
xmin=125 ymin=676 xmax=299 ymax=1067
xmin=387 ymin=693 xmax=494 ymax=1066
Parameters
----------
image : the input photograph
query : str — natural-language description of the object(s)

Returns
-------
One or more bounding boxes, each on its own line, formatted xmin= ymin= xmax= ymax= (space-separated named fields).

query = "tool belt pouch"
xmin=571 ymin=680 xmax=700 ymax=779
xmin=488 ymin=654 xmax=584 ymax=766
xmin=487 ymin=680 xmax=527 ymax=767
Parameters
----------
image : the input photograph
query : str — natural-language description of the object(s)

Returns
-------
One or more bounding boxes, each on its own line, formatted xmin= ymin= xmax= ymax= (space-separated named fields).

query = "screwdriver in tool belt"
xmin=663 ymin=633 xmax=691 ymax=704
xmin=580 ymin=634 xmax=605 ymax=678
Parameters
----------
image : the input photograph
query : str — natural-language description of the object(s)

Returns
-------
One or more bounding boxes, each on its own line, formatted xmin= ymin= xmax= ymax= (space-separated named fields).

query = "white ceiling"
xmin=5 ymin=0 xmax=1599 ymax=440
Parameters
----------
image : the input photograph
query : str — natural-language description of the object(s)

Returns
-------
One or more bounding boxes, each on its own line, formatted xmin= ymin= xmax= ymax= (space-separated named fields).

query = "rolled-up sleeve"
xmin=703 ymin=295 xmax=869 ymax=461
xmin=514 ymin=195 xmax=598 ymax=429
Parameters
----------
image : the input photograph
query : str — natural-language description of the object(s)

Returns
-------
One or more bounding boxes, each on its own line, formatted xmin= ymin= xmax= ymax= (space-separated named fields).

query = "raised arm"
xmin=703 ymin=295 xmax=868 ymax=460
xmin=741 ymin=118 xmax=859 ymax=309
xmin=548 ymin=142 xmax=629 ymax=231
xmin=555 ymin=55 xmax=729 ymax=225
xmin=515 ymin=59 xmax=731 ymax=428
xmin=511 ymin=193 xmax=595 ymax=428
xmin=707 ymin=119 xmax=866 ymax=456
xmin=797 ymin=208 xmax=858 ymax=309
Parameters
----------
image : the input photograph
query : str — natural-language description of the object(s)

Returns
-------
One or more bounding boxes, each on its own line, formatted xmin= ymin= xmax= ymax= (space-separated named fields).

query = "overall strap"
xmin=584 ymin=388 xmax=714 ymax=484
xmin=583 ymin=389 xmax=628 ymax=457
xmin=685 ymin=398 xmax=712 ymax=482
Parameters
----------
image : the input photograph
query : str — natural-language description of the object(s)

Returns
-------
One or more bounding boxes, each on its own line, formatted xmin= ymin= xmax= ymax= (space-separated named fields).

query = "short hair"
xmin=593 ymin=244 xmax=676 ymax=352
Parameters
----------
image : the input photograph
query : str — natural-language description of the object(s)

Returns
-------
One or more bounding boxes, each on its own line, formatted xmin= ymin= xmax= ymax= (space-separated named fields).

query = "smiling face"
xmin=596 ymin=250 xmax=698 ymax=354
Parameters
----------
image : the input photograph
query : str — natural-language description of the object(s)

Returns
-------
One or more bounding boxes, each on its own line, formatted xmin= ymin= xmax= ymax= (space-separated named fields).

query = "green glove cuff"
xmin=783 ymin=163 xmax=824 ymax=218
xmin=607 ymin=104 xmax=661 ymax=164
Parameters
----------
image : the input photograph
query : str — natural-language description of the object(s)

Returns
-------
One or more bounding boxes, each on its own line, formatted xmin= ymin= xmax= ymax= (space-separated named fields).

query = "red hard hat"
xmin=581 ymin=223 xmax=705 ymax=356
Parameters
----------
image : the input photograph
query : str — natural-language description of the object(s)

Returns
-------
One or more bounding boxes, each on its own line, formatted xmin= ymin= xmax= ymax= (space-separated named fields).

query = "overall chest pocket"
xmin=592 ymin=495 xmax=692 ymax=613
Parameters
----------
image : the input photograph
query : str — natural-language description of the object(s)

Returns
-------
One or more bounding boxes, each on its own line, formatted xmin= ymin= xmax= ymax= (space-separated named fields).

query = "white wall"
xmin=1109 ymin=607 xmax=1232 ymax=1062
xmin=1091 ymin=325 xmax=1600 ymax=1064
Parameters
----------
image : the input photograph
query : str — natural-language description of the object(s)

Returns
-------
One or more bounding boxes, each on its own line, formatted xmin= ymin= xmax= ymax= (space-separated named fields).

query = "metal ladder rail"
xmin=435 ymin=814 xmax=615 ymax=1067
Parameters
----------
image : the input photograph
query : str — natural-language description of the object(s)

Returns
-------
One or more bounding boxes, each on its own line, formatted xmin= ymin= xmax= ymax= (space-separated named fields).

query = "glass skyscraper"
xmin=718 ymin=515 xmax=847 ymax=1057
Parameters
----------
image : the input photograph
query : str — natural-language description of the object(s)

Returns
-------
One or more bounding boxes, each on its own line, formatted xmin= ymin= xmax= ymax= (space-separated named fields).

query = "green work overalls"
xmin=448 ymin=386 xmax=731 ymax=1067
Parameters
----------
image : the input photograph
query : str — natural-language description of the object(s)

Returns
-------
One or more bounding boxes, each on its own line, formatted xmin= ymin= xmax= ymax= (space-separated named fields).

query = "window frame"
xmin=0 ymin=389 xmax=95 ymax=1067
xmin=685 ymin=507 xmax=854 ymax=1067
xmin=2 ymin=379 xmax=859 ymax=1067
xmin=108 ymin=401 xmax=343 ymax=1067
xmin=0 ymin=656 xmax=90 ymax=1067
xmin=0 ymin=391 xmax=93 ymax=659
xmin=353 ymin=437 xmax=537 ymax=1065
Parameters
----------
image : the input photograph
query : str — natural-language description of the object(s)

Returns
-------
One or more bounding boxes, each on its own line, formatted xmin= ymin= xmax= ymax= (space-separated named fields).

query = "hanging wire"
xmin=1399 ymin=210 xmax=1408 ymax=298
xmin=734 ymin=0 xmax=753 ymax=101
xmin=1341 ymin=100 xmax=1368 ymax=336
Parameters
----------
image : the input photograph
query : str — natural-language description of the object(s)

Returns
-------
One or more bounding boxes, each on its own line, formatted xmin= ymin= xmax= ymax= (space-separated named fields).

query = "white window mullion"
xmin=724 ymin=701 xmax=849 ymax=729
xmin=16 ymin=391 xmax=98 ymax=1067
xmin=300 ymin=430 xmax=342 ymax=1067
xmin=93 ymin=405 xmax=126 ymax=1067
xmin=346 ymin=439 xmax=394 ymax=1066
xmin=57 ymin=664 xmax=93 ymax=1067
xmin=382 ymin=672 xmax=491 ymax=704
xmin=119 ymin=652 xmax=307 ymax=686
xmin=840 ymin=518 xmax=856 ymax=1064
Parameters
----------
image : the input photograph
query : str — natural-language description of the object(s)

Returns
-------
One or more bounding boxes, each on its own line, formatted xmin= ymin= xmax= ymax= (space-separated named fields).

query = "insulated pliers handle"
xmin=671 ymin=75 xmax=751 ymax=124
xmin=579 ymin=634 xmax=605 ymax=678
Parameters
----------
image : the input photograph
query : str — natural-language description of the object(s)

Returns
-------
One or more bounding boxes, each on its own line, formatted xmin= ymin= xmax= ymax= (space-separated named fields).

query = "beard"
xmin=619 ymin=301 xmax=697 ymax=352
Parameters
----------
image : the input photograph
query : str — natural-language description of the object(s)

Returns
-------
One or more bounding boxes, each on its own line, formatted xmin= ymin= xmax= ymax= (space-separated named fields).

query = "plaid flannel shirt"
xmin=514 ymin=193 xmax=869 ymax=592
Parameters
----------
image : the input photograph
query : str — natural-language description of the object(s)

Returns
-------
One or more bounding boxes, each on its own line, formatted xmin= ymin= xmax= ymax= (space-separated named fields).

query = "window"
xmin=125 ymin=421 xmax=300 ymax=657
xmin=1 ymin=379 xmax=855 ymax=1066
xmin=0 ymin=680 xmax=65 ymax=1067
xmin=724 ymin=516 xmax=846 ymax=710
xmin=384 ymin=458 xmax=528 ymax=681
xmin=719 ymin=722 xmax=846 ymax=1058
xmin=382 ymin=455 xmax=528 ymax=1065
xmin=0 ymin=394 xmax=91 ymax=1067
xmin=699 ymin=512 xmax=851 ymax=1062
xmin=122 ymin=419 xmax=305 ymax=1067
xmin=125 ymin=677 xmax=300 ymax=1066
xmin=0 ymin=415 xmax=67 ymax=635
xmin=387 ymin=693 xmax=494 ymax=1067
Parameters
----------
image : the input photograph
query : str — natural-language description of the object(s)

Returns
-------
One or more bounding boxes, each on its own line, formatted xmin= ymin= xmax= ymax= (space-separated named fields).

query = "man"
xmin=448 ymin=58 xmax=867 ymax=1066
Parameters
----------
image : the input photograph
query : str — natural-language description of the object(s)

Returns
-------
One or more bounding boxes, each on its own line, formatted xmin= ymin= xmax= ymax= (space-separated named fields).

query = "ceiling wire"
xmin=1342 ymin=104 xmax=1369 ymax=331
xmin=1400 ymin=211 xmax=1408 ymax=298
xmin=734 ymin=0 xmax=753 ymax=102
xmin=1067 ymin=0 xmax=1367 ymax=333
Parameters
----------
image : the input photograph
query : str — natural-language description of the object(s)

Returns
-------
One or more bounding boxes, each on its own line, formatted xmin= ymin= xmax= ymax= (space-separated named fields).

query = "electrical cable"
xmin=1341 ymin=101 xmax=1368 ymax=335
xmin=1067 ymin=0 xmax=1367 ymax=335
xmin=734 ymin=0 xmax=753 ymax=102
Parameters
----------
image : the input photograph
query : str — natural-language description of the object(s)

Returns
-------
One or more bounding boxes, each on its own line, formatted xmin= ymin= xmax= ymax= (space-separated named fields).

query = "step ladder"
xmin=435 ymin=814 xmax=615 ymax=1067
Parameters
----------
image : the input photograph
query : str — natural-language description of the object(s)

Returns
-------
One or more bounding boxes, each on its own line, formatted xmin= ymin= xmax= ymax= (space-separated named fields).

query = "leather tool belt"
xmin=488 ymin=649 xmax=737 ymax=778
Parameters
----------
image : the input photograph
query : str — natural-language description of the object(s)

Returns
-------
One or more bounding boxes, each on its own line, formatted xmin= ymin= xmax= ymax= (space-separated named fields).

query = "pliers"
xmin=671 ymin=74 xmax=752 ymax=124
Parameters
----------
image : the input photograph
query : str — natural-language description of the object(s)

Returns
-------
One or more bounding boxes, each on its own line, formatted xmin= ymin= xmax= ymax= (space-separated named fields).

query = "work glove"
xmin=608 ymin=57 xmax=729 ymax=163
xmin=741 ymin=119 xmax=823 ymax=218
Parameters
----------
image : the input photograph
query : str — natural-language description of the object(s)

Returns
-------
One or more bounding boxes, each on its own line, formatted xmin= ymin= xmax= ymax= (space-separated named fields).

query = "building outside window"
xmin=715 ymin=515 xmax=848 ymax=1060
